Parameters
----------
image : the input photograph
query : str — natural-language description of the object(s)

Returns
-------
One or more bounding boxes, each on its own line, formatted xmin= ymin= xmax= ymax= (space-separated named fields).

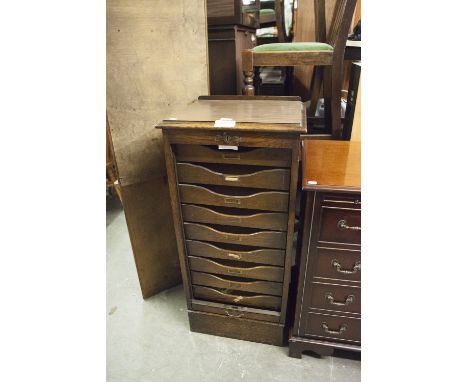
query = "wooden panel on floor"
xmin=120 ymin=178 xmax=182 ymax=299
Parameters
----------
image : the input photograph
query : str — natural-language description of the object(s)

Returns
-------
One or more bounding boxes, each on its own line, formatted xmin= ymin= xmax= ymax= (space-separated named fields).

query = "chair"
xmin=242 ymin=0 xmax=357 ymax=138
xmin=256 ymin=0 xmax=290 ymax=44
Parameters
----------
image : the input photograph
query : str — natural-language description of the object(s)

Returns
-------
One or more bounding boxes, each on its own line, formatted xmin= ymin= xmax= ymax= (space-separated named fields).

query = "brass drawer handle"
xmin=331 ymin=259 xmax=360 ymax=274
xmin=225 ymin=310 xmax=244 ymax=318
xmin=224 ymin=175 xmax=239 ymax=182
xmin=215 ymin=133 xmax=240 ymax=145
xmin=325 ymin=293 xmax=355 ymax=306
xmin=224 ymin=198 xmax=241 ymax=205
xmin=321 ymin=322 xmax=348 ymax=335
xmin=337 ymin=219 xmax=361 ymax=231
xmin=228 ymin=253 xmax=241 ymax=259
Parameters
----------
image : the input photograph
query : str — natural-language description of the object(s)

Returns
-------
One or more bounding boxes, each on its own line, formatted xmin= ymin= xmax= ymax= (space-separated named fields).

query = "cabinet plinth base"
xmin=188 ymin=310 xmax=286 ymax=346
xmin=289 ymin=335 xmax=361 ymax=358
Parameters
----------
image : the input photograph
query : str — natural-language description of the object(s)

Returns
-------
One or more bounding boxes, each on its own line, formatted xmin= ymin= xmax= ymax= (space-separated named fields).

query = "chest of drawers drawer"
xmin=179 ymin=184 xmax=289 ymax=212
xmin=182 ymin=204 xmax=288 ymax=231
xmin=175 ymin=144 xmax=292 ymax=167
xmin=304 ymin=312 xmax=360 ymax=343
xmin=189 ymin=256 xmax=284 ymax=282
xmin=191 ymin=271 xmax=283 ymax=296
xmin=318 ymin=206 xmax=361 ymax=245
xmin=186 ymin=240 xmax=285 ymax=266
xmin=313 ymin=247 xmax=361 ymax=282
xmin=193 ymin=285 xmax=282 ymax=310
xmin=184 ymin=222 xmax=286 ymax=249
xmin=308 ymin=282 xmax=361 ymax=314
xmin=177 ymin=162 xmax=290 ymax=190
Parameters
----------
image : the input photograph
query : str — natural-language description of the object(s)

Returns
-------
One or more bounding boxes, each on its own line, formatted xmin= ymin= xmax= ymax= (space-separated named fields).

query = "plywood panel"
xmin=107 ymin=0 xmax=209 ymax=186
xmin=107 ymin=0 xmax=209 ymax=298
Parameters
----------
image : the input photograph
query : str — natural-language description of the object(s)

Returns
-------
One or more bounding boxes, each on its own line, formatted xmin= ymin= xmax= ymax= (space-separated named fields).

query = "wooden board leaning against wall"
xmin=107 ymin=0 xmax=210 ymax=298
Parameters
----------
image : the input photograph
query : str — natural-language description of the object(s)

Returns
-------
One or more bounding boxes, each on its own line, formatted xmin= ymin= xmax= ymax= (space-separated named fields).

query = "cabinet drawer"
xmin=191 ymin=272 xmax=283 ymax=296
xmin=314 ymin=247 xmax=361 ymax=282
xmin=176 ymin=144 xmax=291 ymax=167
xmin=319 ymin=206 xmax=361 ymax=245
xmin=304 ymin=312 xmax=360 ymax=343
xmin=184 ymin=222 xmax=286 ymax=249
xmin=309 ymin=282 xmax=361 ymax=314
xmin=177 ymin=163 xmax=290 ymax=190
xmin=189 ymin=256 xmax=284 ymax=282
xmin=179 ymin=184 xmax=289 ymax=212
xmin=186 ymin=240 xmax=285 ymax=266
xmin=182 ymin=204 xmax=288 ymax=231
xmin=193 ymin=285 xmax=282 ymax=310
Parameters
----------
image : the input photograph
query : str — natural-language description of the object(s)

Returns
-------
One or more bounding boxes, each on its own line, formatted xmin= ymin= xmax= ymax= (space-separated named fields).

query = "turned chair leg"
xmin=243 ymin=70 xmax=255 ymax=95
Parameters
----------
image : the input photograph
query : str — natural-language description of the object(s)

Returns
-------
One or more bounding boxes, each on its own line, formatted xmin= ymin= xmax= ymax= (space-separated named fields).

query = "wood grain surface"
xmin=302 ymin=139 xmax=361 ymax=191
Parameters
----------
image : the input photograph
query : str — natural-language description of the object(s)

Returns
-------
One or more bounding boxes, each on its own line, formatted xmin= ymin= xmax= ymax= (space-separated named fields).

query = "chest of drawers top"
xmin=302 ymin=139 xmax=361 ymax=193
xmin=157 ymin=99 xmax=306 ymax=134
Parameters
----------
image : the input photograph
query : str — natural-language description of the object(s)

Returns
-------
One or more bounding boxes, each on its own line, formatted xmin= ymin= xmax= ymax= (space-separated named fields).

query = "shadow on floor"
xmin=106 ymin=192 xmax=123 ymax=227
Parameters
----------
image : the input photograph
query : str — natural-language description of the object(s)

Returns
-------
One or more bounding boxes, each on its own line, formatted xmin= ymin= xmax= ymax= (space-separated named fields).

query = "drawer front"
xmin=179 ymin=184 xmax=289 ymax=212
xmin=182 ymin=204 xmax=288 ymax=231
xmin=309 ymin=282 xmax=361 ymax=314
xmin=176 ymin=144 xmax=291 ymax=167
xmin=193 ymin=285 xmax=282 ymax=310
xmin=304 ymin=312 xmax=360 ymax=343
xmin=186 ymin=240 xmax=285 ymax=266
xmin=189 ymin=256 xmax=284 ymax=282
xmin=314 ymin=247 xmax=361 ymax=282
xmin=184 ymin=222 xmax=286 ymax=249
xmin=319 ymin=206 xmax=361 ymax=245
xmin=191 ymin=271 xmax=283 ymax=296
xmin=177 ymin=163 xmax=290 ymax=190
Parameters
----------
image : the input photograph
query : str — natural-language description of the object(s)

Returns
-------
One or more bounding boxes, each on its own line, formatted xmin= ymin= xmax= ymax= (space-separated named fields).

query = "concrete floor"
xmin=107 ymin=195 xmax=361 ymax=382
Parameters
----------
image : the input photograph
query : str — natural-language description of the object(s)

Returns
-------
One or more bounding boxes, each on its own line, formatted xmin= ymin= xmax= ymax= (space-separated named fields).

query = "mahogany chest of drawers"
xmin=157 ymin=97 xmax=306 ymax=345
xmin=289 ymin=139 xmax=361 ymax=358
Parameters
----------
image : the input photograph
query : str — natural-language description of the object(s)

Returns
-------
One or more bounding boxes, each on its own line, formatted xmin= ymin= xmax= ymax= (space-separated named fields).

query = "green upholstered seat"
xmin=259 ymin=9 xmax=276 ymax=24
xmin=252 ymin=42 xmax=333 ymax=52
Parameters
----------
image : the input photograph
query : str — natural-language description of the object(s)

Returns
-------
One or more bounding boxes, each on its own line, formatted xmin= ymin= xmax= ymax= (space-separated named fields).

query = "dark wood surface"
xmin=302 ymin=139 xmax=361 ymax=191
xmin=208 ymin=25 xmax=257 ymax=95
xmin=207 ymin=0 xmax=260 ymax=28
xmin=289 ymin=137 xmax=361 ymax=358
xmin=191 ymin=271 xmax=283 ymax=296
xmin=176 ymin=162 xmax=291 ymax=190
xmin=184 ymin=222 xmax=287 ymax=249
xmin=186 ymin=240 xmax=285 ymax=266
xmin=189 ymin=310 xmax=285 ymax=346
xmin=158 ymin=98 xmax=302 ymax=345
xmin=189 ymin=256 xmax=284 ymax=282
xmin=242 ymin=0 xmax=357 ymax=138
xmin=182 ymin=204 xmax=289 ymax=231
xmin=176 ymin=144 xmax=292 ymax=167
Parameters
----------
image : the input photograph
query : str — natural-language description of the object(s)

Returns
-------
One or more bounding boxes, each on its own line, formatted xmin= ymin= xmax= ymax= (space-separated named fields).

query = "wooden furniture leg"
xmin=243 ymin=71 xmax=255 ymax=95
xmin=309 ymin=65 xmax=324 ymax=118
xmin=242 ymin=50 xmax=255 ymax=95
xmin=330 ymin=60 xmax=344 ymax=138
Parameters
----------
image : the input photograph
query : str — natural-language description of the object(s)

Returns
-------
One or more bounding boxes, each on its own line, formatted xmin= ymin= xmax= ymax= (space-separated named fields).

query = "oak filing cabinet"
xmin=157 ymin=96 xmax=306 ymax=345
xmin=289 ymin=139 xmax=361 ymax=357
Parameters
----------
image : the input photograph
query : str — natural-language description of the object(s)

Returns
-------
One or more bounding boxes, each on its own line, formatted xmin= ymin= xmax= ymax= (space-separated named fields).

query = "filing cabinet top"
xmin=156 ymin=99 xmax=306 ymax=133
xmin=302 ymin=139 xmax=361 ymax=192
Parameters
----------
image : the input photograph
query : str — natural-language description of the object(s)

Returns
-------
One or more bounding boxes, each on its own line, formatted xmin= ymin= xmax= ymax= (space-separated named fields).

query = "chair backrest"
xmin=315 ymin=0 xmax=356 ymax=54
